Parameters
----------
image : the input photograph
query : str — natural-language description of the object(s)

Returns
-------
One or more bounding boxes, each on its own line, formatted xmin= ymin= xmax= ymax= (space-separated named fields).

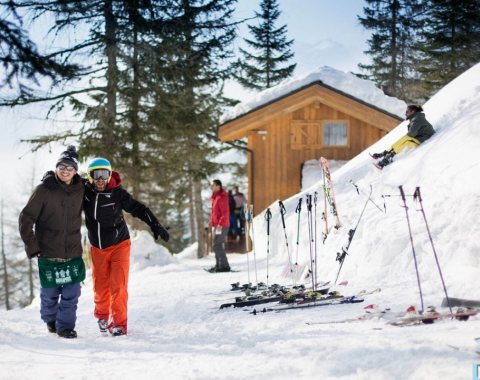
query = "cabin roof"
xmin=218 ymin=81 xmax=404 ymax=141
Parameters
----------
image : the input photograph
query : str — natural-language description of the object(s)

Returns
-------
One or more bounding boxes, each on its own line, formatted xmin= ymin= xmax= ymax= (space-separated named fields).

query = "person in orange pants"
xmin=83 ymin=158 xmax=169 ymax=336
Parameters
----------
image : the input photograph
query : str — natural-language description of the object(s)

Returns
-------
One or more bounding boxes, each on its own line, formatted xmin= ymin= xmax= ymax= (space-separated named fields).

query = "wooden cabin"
xmin=218 ymin=81 xmax=403 ymax=214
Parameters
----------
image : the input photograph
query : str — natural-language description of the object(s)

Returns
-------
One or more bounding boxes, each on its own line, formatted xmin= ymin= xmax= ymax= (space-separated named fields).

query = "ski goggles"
xmin=57 ymin=164 xmax=76 ymax=172
xmin=90 ymin=169 xmax=111 ymax=181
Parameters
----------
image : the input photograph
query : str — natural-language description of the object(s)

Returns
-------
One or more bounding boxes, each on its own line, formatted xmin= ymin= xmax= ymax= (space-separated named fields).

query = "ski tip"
xmin=338 ymin=280 xmax=348 ymax=286
xmin=372 ymin=162 xmax=383 ymax=170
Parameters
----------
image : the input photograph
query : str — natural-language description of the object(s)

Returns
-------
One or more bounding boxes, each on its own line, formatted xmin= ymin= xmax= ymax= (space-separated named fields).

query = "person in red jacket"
xmin=208 ymin=179 xmax=231 ymax=272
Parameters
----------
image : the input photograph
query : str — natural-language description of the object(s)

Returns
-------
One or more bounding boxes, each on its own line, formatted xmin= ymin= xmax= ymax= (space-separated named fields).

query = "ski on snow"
xmin=219 ymin=281 xmax=331 ymax=309
xmin=251 ymin=288 xmax=381 ymax=315
xmin=387 ymin=306 xmax=478 ymax=327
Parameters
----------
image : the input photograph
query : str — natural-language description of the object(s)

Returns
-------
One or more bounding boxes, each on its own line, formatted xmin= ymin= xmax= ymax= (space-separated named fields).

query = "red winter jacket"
xmin=210 ymin=189 xmax=230 ymax=228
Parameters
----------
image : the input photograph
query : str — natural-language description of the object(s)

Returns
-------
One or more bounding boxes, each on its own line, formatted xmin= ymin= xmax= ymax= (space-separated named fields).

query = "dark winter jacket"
xmin=19 ymin=172 xmax=84 ymax=259
xmin=407 ymin=112 xmax=435 ymax=143
xmin=83 ymin=171 xmax=159 ymax=249
xmin=210 ymin=189 xmax=230 ymax=228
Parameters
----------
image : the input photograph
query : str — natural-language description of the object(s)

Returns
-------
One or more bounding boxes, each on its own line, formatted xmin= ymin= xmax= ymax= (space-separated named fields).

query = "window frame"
xmin=322 ymin=120 xmax=350 ymax=148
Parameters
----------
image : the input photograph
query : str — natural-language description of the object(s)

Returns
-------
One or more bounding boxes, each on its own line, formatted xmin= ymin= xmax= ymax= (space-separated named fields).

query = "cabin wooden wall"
xmin=249 ymin=102 xmax=387 ymax=213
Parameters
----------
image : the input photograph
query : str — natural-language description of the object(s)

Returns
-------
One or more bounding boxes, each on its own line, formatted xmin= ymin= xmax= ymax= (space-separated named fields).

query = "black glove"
xmin=151 ymin=223 xmax=169 ymax=242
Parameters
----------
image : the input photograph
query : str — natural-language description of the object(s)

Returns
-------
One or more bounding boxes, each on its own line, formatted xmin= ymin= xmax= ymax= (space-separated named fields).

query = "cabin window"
xmin=323 ymin=121 xmax=348 ymax=146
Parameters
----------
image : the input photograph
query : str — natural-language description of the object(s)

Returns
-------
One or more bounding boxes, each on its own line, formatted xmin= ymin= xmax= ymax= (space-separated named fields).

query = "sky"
xmin=0 ymin=0 xmax=371 ymax=231
xmin=0 ymin=61 xmax=479 ymax=380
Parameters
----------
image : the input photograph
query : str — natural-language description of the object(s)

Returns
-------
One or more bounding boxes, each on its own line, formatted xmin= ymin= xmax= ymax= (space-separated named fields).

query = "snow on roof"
xmin=220 ymin=66 xmax=407 ymax=124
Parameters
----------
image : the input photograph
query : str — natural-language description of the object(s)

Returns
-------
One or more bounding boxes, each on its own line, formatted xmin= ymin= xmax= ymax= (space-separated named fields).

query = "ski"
xmin=219 ymin=281 xmax=331 ymax=309
xmin=441 ymin=297 xmax=480 ymax=308
xmin=203 ymin=267 xmax=240 ymax=273
xmin=320 ymin=157 xmax=341 ymax=239
xmin=251 ymin=288 xmax=380 ymax=314
xmin=306 ymin=305 xmax=391 ymax=325
xmin=252 ymin=295 xmax=363 ymax=314
xmin=388 ymin=307 xmax=478 ymax=327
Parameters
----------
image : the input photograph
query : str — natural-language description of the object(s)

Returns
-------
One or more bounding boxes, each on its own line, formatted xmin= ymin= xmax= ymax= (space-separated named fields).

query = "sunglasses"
xmin=57 ymin=164 xmax=76 ymax=172
xmin=91 ymin=169 xmax=111 ymax=181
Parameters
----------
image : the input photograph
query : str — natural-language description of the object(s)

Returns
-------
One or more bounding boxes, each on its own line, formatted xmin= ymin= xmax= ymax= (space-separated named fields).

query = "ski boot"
xmin=370 ymin=150 xmax=390 ymax=159
xmin=111 ymin=326 xmax=126 ymax=336
xmin=98 ymin=319 xmax=108 ymax=333
xmin=46 ymin=321 xmax=56 ymax=333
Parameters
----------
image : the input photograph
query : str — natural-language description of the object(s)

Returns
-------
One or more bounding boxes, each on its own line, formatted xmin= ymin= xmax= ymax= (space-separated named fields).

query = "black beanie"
xmin=56 ymin=145 xmax=79 ymax=171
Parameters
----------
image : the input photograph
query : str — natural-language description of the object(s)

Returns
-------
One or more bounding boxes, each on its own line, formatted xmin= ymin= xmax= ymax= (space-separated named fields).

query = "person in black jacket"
xmin=371 ymin=105 xmax=435 ymax=169
xmin=19 ymin=146 xmax=85 ymax=339
xmin=83 ymin=157 xmax=169 ymax=336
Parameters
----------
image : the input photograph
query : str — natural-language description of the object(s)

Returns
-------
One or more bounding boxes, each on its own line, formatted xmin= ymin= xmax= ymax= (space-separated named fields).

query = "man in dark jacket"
xmin=371 ymin=105 xmax=435 ymax=169
xmin=208 ymin=179 xmax=231 ymax=272
xmin=83 ymin=157 xmax=169 ymax=336
xmin=19 ymin=146 xmax=85 ymax=339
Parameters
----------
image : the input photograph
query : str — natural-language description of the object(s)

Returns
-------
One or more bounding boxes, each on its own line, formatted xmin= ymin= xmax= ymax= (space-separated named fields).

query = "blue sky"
xmin=0 ymin=1 xmax=370 ymax=201
xmin=228 ymin=0 xmax=369 ymax=100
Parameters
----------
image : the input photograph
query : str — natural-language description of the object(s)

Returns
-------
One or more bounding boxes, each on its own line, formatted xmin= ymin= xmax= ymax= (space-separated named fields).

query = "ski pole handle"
xmin=413 ymin=187 xmax=422 ymax=202
xmin=350 ymin=180 xmax=360 ymax=195
xmin=295 ymin=197 xmax=303 ymax=213
xmin=306 ymin=194 xmax=312 ymax=211
xmin=279 ymin=201 xmax=287 ymax=228
xmin=399 ymin=186 xmax=406 ymax=202
xmin=265 ymin=208 xmax=272 ymax=235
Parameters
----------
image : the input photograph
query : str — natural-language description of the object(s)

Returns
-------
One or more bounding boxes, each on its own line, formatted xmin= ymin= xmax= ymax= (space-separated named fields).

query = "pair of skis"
xmin=251 ymin=288 xmax=381 ymax=315
xmin=320 ymin=157 xmax=341 ymax=242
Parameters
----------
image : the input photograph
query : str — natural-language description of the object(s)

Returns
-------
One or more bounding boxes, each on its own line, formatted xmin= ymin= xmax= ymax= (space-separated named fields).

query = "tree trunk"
xmin=192 ymin=178 xmax=206 ymax=258
xmin=1 ymin=199 xmax=10 ymax=310
xmin=189 ymin=181 xmax=197 ymax=244
xmin=104 ymin=0 xmax=118 ymax=156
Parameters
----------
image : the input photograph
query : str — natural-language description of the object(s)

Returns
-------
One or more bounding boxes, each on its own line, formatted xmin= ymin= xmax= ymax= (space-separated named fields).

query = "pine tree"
xmin=234 ymin=0 xmax=296 ymax=90
xmin=357 ymin=0 xmax=423 ymax=101
xmin=416 ymin=0 xmax=480 ymax=97
xmin=0 ymin=4 xmax=80 ymax=102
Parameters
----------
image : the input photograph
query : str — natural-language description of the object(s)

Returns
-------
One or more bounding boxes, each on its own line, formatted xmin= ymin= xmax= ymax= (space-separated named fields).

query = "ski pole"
xmin=244 ymin=204 xmax=251 ymax=286
xmin=313 ymin=192 xmax=318 ymax=288
xmin=249 ymin=204 xmax=258 ymax=285
xmin=399 ymin=186 xmax=424 ymax=313
xmin=349 ymin=180 xmax=384 ymax=213
xmin=265 ymin=208 xmax=272 ymax=289
xmin=306 ymin=194 xmax=315 ymax=291
xmin=413 ymin=187 xmax=452 ymax=314
xmin=334 ymin=185 xmax=372 ymax=284
xmin=279 ymin=201 xmax=295 ymax=286
xmin=295 ymin=197 xmax=303 ymax=280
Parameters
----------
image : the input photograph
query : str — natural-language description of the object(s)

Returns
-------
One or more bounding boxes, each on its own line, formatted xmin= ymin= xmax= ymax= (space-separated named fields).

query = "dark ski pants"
xmin=40 ymin=283 xmax=81 ymax=332
xmin=213 ymin=227 xmax=230 ymax=269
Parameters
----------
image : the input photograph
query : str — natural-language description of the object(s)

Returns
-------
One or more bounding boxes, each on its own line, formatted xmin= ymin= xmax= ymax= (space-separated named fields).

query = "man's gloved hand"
xmin=151 ymin=223 xmax=169 ymax=242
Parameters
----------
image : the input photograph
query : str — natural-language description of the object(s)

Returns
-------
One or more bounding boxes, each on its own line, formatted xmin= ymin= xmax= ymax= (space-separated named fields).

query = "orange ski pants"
xmin=90 ymin=238 xmax=131 ymax=333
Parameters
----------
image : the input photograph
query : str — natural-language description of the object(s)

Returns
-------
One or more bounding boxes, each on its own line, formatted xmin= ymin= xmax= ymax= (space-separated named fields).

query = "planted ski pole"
xmin=349 ymin=180 xmax=384 ymax=213
xmin=265 ymin=208 xmax=272 ymax=289
xmin=399 ymin=186 xmax=424 ymax=313
xmin=295 ymin=197 xmax=303 ymax=279
xmin=244 ymin=205 xmax=251 ymax=286
xmin=334 ymin=185 xmax=373 ymax=284
xmin=313 ymin=192 xmax=319 ymax=288
xmin=249 ymin=204 xmax=259 ymax=285
xmin=306 ymin=194 xmax=316 ymax=291
xmin=413 ymin=187 xmax=452 ymax=314
xmin=279 ymin=201 xmax=295 ymax=286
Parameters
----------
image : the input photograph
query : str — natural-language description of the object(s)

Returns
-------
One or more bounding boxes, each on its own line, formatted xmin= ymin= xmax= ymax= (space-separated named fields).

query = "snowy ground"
xmin=0 ymin=250 xmax=478 ymax=380
xmin=2 ymin=64 xmax=480 ymax=379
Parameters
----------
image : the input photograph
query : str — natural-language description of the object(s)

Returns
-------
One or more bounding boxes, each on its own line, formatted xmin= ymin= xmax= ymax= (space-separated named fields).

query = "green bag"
xmin=38 ymin=257 xmax=86 ymax=288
